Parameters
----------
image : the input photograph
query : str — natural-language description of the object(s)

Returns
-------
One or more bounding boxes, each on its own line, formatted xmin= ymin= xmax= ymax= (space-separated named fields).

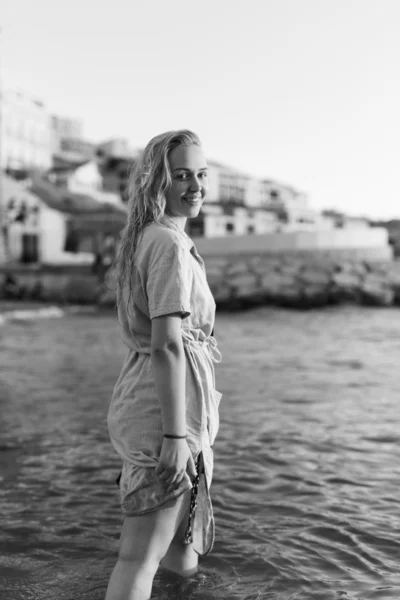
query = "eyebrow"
xmin=172 ymin=167 xmax=208 ymax=172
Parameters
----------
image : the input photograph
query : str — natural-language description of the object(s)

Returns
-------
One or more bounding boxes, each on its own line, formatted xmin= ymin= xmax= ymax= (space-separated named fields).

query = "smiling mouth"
xmin=183 ymin=196 xmax=202 ymax=202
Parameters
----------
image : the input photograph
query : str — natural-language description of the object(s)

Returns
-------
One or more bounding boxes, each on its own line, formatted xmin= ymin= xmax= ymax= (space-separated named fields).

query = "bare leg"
xmin=160 ymin=499 xmax=199 ymax=578
xmin=105 ymin=489 xmax=192 ymax=600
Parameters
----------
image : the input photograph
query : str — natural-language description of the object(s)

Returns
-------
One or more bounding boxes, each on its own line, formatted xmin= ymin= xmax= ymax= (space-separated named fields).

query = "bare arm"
xmin=150 ymin=313 xmax=186 ymax=436
xmin=151 ymin=313 xmax=196 ymax=487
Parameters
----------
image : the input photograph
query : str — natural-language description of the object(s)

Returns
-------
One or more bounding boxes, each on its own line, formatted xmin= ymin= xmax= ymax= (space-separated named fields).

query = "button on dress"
xmin=107 ymin=221 xmax=222 ymax=556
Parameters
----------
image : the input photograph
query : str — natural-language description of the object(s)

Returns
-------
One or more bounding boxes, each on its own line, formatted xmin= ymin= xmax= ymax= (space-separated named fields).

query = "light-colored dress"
xmin=107 ymin=221 xmax=222 ymax=556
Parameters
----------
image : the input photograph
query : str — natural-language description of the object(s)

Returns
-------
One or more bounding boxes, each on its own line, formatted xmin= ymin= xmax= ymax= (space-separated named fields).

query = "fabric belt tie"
xmin=181 ymin=333 xmax=222 ymax=364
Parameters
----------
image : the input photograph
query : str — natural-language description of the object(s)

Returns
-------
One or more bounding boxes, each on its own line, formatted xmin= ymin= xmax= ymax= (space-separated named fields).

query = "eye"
xmin=199 ymin=172 xmax=208 ymax=179
xmin=176 ymin=172 xmax=188 ymax=180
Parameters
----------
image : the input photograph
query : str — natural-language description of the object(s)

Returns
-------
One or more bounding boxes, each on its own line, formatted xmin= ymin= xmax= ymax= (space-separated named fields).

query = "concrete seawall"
xmin=192 ymin=228 xmax=392 ymax=259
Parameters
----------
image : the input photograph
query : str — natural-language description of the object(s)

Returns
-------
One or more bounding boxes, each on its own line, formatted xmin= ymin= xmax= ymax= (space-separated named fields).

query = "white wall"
xmin=206 ymin=162 xmax=220 ymax=202
xmin=68 ymin=162 xmax=102 ymax=194
xmin=4 ymin=203 xmax=62 ymax=265
xmin=1 ymin=89 xmax=52 ymax=170
xmin=39 ymin=205 xmax=67 ymax=262
xmin=39 ymin=205 xmax=95 ymax=264
xmin=230 ymin=208 xmax=246 ymax=235
xmin=2 ymin=177 xmax=41 ymax=262
xmin=51 ymin=115 xmax=83 ymax=154
xmin=343 ymin=218 xmax=370 ymax=229
xmin=7 ymin=222 xmax=24 ymax=261
xmin=201 ymin=207 xmax=280 ymax=237
xmin=252 ymin=210 xmax=279 ymax=234
xmin=97 ymin=138 xmax=134 ymax=159
xmin=262 ymin=181 xmax=296 ymax=207
xmin=245 ymin=177 xmax=263 ymax=207
xmin=204 ymin=215 xmax=227 ymax=237
xmin=192 ymin=227 xmax=392 ymax=259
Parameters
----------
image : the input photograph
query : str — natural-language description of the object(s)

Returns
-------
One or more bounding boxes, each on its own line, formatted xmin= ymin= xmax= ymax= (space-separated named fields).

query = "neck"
xmin=163 ymin=213 xmax=187 ymax=231
xmin=175 ymin=217 xmax=187 ymax=231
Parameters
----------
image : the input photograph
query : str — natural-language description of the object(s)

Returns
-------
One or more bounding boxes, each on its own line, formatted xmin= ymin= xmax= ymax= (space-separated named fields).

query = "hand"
xmin=155 ymin=438 xmax=196 ymax=491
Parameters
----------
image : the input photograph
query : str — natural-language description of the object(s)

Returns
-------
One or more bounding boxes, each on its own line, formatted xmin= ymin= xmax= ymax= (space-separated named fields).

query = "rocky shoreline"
xmin=205 ymin=256 xmax=400 ymax=309
xmin=2 ymin=256 xmax=400 ymax=310
xmin=95 ymin=256 xmax=400 ymax=309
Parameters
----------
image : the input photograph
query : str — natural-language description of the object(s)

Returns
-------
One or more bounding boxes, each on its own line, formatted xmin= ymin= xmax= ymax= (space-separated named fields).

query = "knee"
xmin=160 ymin=544 xmax=199 ymax=579
xmin=117 ymin=550 xmax=160 ymax=576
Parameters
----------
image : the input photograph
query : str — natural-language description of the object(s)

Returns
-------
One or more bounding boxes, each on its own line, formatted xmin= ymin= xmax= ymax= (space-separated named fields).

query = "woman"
xmin=105 ymin=130 xmax=222 ymax=600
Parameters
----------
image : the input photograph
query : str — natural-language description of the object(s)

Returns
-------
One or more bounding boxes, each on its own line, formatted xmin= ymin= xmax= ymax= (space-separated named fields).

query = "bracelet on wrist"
xmin=163 ymin=433 xmax=187 ymax=439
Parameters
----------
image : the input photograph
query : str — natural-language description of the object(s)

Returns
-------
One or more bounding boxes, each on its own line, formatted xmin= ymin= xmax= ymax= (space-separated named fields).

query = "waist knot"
xmin=182 ymin=332 xmax=222 ymax=364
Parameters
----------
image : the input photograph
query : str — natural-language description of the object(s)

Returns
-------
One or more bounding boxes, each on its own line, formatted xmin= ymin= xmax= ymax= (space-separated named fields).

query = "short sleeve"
xmin=146 ymin=241 xmax=193 ymax=320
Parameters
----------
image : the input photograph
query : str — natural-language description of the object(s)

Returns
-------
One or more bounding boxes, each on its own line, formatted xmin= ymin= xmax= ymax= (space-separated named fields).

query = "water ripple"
xmin=1 ymin=307 xmax=400 ymax=598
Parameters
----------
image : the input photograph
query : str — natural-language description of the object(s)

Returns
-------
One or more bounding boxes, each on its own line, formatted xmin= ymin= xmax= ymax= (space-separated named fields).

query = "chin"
xmin=187 ymin=207 xmax=201 ymax=218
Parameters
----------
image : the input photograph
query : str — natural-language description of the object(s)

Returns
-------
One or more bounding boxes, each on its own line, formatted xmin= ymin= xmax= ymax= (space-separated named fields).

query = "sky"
xmin=2 ymin=0 xmax=400 ymax=219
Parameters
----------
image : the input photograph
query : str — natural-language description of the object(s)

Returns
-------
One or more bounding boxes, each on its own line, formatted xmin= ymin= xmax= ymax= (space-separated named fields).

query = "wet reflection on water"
xmin=1 ymin=306 xmax=400 ymax=599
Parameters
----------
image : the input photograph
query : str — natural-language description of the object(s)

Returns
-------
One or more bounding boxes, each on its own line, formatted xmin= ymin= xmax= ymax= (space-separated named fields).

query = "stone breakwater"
xmin=2 ymin=255 xmax=400 ymax=310
xmin=203 ymin=256 xmax=400 ymax=309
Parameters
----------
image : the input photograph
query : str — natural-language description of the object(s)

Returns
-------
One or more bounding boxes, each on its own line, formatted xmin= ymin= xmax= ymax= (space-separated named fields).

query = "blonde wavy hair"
xmin=112 ymin=129 xmax=201 ymax=305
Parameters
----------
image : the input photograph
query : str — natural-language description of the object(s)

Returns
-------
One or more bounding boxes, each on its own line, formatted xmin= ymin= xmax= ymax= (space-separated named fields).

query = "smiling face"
xmin=165 ymin=144 xmax=208 ymax=227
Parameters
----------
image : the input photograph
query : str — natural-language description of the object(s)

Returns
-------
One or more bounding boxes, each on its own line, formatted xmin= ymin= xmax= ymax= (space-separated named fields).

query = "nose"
xmin=189 ymin=175 xmax=202 ymax=192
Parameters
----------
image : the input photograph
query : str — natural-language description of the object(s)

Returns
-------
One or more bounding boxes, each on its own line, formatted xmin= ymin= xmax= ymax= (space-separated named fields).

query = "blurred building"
xmin=245 ymin=176 xmax=266 ymax=208
xmin=342 ymin=216 xmax=370 ymax=229
xmin=0 ymin=88 xmax=52 ymax=173
xmin=1 ymin=174 xmax=126 ymax=265
xmin=321 ymin=210 xmax=371 ymax=230
xmin=51 ymin=115 xmax=83 ymax=154
xmin=260 ymin=179 xmax=329 ymax=231
xmin=370 ymin=219 xmax=400 ymax=257
xmin=50 ymin=115 xmax=96 ymax=170
xmin=187 ymin=160 xmax=316 ymax=238
xmin=95 ymin=138 xmax=138 ymax=203
xmin=186 ymin=202 xmax=279 ymax=239
xmin=206 ymin=160 xmax=246 ymax=205
xmin=47 ymin=159 xmax=123 ymax=206
xmin=58 ymin=137 xmax=96 ymax=161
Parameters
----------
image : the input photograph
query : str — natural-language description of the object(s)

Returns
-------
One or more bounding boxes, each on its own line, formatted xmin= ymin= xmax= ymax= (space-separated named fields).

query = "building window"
xmin=247 ymin=225 xmax=255 ymax=234
xmin=21 ymin=234 xmax=39 ymax=263
xmin=226 ymin=222 xmax=235 ymax=233
xmin=16 ymin=202 xmax=29 ymax=223
xmin=64 ymin=226 xmax=80 ymax=253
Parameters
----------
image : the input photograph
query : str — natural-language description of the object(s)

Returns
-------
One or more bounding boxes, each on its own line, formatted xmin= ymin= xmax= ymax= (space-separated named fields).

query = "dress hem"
xmin=121 ymin=481 xmax=192 ymax=517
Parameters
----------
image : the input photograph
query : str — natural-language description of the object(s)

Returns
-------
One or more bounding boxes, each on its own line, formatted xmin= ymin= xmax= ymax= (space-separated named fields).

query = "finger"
xmin=167 ymin=474 xmax=183 ymax=492
xmin=165 ymin=472 xmax=181 ymax=487
xmin=187 ymin=453 xmax=197 ymax=481
xmin=172 ymin=476 xmax=184 ymax=489
xmin=170 ymin=472 xmax=184 ymax=486
xmin=164 ymin=475 xmax=175 ymax=487
xmin=157 ymin=469 xmax=170 ymax=481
